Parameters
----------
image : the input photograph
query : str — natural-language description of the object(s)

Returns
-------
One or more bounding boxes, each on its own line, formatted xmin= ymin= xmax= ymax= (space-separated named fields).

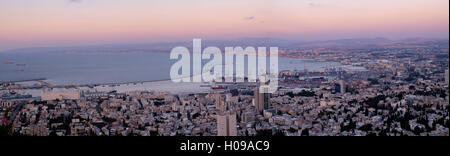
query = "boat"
xmin=3 ymin=61 xmax=13 ymax=64
xmin=16 ymin=64 xmax=26 ymax=66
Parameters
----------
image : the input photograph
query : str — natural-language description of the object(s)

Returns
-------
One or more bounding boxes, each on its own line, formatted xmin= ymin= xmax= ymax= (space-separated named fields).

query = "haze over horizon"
xmin=1 ymin=0 xmax=448 ymax=51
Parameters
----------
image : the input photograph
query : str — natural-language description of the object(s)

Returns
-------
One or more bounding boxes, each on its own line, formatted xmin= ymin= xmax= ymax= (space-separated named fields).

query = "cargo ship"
xmin=211 ymin=85 xmax=228 ymax=90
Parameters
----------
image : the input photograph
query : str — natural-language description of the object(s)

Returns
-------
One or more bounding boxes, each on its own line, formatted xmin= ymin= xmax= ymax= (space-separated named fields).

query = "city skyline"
xmin=0 ymin=0 xmax=449 ymax=138
xmin=0 ymin=0 xmax=449 ymax=51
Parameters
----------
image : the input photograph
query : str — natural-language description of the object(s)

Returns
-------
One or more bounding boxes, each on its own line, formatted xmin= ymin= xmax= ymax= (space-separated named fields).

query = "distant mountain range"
xmin=1 ymin=37 xmax=448 ymax=54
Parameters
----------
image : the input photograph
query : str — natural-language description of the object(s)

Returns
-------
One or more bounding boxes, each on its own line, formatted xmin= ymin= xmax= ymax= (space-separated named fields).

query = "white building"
xmin=0 ymin=100 xmax=14 ymax=108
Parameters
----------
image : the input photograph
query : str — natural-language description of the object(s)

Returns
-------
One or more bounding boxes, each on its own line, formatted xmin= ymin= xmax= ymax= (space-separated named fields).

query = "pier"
xmin=1 ymin=78 xmax=175 ymax=90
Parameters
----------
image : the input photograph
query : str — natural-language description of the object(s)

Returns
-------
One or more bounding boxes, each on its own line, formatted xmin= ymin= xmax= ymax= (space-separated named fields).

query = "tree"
xmin=0 ymin=124 xmax=12 ymax=136
xmin=301 ymin=129 xmax=309 ymax=136
xmin=413 ymin=127 xmax=423 ymax=136
xmin=359 ymin=124 xmax=373 ymax=132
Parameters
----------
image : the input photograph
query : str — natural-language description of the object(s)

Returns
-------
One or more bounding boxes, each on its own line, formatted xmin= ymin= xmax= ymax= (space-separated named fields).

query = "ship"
xmin=211 ymin=85 xmax=228 ymax=90
xmin=16 ymin=64 xmax=26 ymax=66
xmin=3 ymin=61 xmax=13 ymax=64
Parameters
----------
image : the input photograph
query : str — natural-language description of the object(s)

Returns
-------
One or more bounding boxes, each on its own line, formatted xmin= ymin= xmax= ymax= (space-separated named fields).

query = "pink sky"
xmin=0 ymin=0 xmax=448 ymax=51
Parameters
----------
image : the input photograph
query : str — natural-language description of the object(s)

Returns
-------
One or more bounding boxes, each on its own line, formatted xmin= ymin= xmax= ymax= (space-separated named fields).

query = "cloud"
xmin=243 ymin=16 xmax=255 ymax=21
xmin=68 ymin=0 xmax=83 ymax=3
xmin=309 ymin=3 xmax=321 ymax=7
